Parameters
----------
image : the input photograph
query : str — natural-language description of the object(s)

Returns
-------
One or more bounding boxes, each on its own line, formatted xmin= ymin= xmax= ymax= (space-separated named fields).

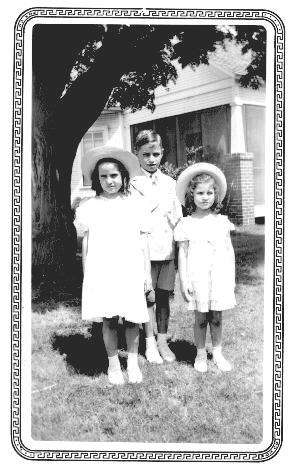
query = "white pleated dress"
xmin=174 ymin=213 xmax=236 ymax=313
xmin=75 ymin=194 xmax=150 ymax=323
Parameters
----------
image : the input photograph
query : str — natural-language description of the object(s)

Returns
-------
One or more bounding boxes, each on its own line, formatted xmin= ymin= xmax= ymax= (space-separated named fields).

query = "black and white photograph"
xmin=7 ymin=2 xmax=288 ymax=464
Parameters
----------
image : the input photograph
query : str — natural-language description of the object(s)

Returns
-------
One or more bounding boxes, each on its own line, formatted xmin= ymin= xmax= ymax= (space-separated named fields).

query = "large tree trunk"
xmin=32 ymin=123 xmax=78 ymax=285
xmin=32 ymin=25 xmax=127 ymax=287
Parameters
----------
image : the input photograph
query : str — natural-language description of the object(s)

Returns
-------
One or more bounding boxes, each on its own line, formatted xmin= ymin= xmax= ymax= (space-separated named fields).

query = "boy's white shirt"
xmin=130 ymin=168 xmax=182 ymax=261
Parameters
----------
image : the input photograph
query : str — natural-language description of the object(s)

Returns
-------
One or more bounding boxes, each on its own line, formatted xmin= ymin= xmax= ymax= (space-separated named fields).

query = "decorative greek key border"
xmin=11 ymin=7 xmax=284 ymax=462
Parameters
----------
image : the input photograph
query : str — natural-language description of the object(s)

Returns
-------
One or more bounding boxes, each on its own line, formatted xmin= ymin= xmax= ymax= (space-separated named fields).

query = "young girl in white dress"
xmin=75 ymin=147 xmax=151 ymax=385
xmin=174 ymin=163 xmax=236 ymax=373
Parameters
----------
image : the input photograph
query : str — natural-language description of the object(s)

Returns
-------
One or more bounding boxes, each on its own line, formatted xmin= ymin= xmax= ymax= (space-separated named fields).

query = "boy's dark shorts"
xmin=151 ymin=260 xmax=176 ymax=292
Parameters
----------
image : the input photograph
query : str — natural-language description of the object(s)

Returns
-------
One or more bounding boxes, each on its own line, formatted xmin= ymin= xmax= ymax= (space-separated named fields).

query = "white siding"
xmin=71 ymin=111 xmax=124 ymax=201
xmin=123 ymin=63 xmax=234 ymax=129
xmin=91 ymin=112 xmax=124 ymax=147
xmin=123 ymin=84 xmax=234 ymax=127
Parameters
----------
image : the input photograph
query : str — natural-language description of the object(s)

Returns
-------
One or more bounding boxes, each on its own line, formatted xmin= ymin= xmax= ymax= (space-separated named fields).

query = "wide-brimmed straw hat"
xmin=176 ymin=162 xmax=227 ymax=206
xmin=82 ymin=146 xmax=142 ymax=184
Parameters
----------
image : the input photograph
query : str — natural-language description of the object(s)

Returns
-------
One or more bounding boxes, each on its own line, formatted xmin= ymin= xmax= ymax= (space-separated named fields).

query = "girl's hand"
xmin=144 ymin=277 xmax=153 ymax=295
xmin=181 ymin=282 xmax=193 ymax=302
xmin=144 ymin=278 xmax=155 ymax=303
xmin=145 ymin=287 xmax=155 ymax=304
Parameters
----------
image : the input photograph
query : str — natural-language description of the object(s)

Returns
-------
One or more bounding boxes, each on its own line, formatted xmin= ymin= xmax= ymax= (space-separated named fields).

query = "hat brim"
xmin=82 ymin=146 xmax=142 ymax=185
xmin=176 ymin=163 xmax=227 ymax=206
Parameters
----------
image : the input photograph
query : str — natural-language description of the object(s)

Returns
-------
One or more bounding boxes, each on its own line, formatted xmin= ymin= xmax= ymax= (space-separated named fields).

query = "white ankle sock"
xmin=212 ymin=346 xmax=231 ymax=371
xmin=107 ymin=355 xmax=124 ymax=385
xmin=212 ymin=345 xmax=222 ymax=357
xmin=145 ymin=337 xmax=163 ymax=363
xmin=108 ymin=354 xmax=121 ymax=371
xmin=194 ymin=348 xmax=207 ymax=372
xmin=145 ymin=336 xmax=157 ymax=348
xmin=196 ymin=348 xmax=207 ymax=359
xmin=127 ymin=353 xmax=142 ymax=383
xmin=157 ymin=333 xmax=167 ymax=343
xmin=127 ymin=352 xmax=138 ymax=368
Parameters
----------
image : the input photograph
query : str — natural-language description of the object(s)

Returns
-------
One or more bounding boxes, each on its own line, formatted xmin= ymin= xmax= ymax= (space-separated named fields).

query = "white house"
xmin=71 ymin=41 xmax=265 ymax=224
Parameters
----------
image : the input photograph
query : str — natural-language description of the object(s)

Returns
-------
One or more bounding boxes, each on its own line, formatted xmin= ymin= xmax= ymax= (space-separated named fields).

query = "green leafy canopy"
xmin=65 ymin=24 xmax=266 ymax=112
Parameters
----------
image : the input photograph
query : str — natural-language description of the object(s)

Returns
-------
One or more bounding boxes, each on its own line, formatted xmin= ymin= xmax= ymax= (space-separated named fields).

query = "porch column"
xmin=230 ymin=100 xmax=246 ymax=154
xmin=175 ymin=116 xmax=182 ymax=166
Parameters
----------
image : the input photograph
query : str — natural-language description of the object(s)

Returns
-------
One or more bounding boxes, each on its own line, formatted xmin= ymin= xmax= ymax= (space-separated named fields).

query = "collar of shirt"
xmin=141 ymin=167 xmax=161 ymax=185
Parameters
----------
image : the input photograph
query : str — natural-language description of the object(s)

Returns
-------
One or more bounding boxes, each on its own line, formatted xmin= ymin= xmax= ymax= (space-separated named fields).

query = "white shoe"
xmin=157 ymin=338 xmax=176 ymax=363
xmin=145 ymin=346 xmax=164 ymax=364
xmin=127 ymin=366 xmax=143 ymax=383
xmin=194 ymin=356 xmax=207 ymax=373
xmin=213 ymin=353 xmax=232 ymax=372
xmin=107 ymin=368 xmax=125 ymax=385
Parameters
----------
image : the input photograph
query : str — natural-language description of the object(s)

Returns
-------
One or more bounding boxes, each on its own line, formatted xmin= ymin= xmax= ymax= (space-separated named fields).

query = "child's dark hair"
xmin=91 ymin=158 xmax=130 ymax=196
xmin=185 ymin=173 xmax=222 ymax=215
xmin=134 ymin=129 xmax=163 ymax=151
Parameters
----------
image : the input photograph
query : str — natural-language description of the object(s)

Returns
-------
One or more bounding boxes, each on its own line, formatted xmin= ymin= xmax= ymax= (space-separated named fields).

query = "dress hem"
xmin=82 ymin=313 xmax=149 ymax=324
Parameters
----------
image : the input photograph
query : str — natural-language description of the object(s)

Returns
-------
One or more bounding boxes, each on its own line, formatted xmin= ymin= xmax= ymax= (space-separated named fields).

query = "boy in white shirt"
xmin=131 ymin=130 xmax=182 ymax=363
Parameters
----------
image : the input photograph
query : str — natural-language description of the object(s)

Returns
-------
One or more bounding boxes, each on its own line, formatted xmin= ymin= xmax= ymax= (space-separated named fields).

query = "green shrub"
xmin=160 ymin=145 xmax=221 ymax=180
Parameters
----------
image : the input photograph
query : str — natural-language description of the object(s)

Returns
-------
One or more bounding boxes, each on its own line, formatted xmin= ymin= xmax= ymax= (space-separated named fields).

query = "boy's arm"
xmin=81 ymin=231 xmax=89 ymax=274
xmin=166 ymin=191 xmax=183 ymax=228
xmin=178 ymin=241 xmax=193 ymax=302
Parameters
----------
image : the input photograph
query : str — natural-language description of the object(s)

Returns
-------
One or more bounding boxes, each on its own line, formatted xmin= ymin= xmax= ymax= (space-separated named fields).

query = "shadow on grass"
xmin=169 ymin=339 xmax=196 ymax=365
xmin=51 ymin=322 xmax=131 ymax=377
xmin=51 ymin=323 xmax=108 ymax=377
xmin=136 ymin=332 xmax=199 ymax=366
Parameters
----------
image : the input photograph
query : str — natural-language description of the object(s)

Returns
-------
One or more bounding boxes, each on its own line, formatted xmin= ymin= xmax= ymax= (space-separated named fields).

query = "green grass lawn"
xmin=31 ymin=224 xmax=264 ymax=443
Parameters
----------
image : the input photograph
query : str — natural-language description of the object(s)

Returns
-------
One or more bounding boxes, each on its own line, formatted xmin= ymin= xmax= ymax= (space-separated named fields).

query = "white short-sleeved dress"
xmin=174 ymin=213 xmax=236 ymax=312
xmin=75 ymin=194 xmax=150 ymax=323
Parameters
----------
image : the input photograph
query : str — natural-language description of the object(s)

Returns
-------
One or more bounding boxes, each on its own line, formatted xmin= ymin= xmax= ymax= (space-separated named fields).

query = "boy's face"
xmin=136 ymin=142 xmax=163 ymax=173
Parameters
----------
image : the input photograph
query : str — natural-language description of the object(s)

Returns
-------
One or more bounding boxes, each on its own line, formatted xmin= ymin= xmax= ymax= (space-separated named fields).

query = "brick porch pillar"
xmin=222 ymin=153 xmax=255 ymax=225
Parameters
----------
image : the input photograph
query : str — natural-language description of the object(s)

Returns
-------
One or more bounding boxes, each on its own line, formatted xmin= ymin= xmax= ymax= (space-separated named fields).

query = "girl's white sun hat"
xmin=176 ymin=162 xmax=227 ymax=206
xmin=82 ymin=146 xmax=142 ymax=183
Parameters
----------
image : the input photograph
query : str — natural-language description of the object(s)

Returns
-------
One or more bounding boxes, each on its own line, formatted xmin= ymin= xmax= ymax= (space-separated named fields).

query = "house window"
xmin=178 ymin=112 xmax=203 ymax=164
xmin=82 ymin=130 xmax=105 ymax=155
xmin=82 ymin=127 xmax=108 ymax=186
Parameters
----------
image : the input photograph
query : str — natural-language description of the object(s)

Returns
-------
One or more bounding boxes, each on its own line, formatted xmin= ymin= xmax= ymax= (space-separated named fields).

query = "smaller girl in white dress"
xmin=75 ymin=147 xmax=151 ymax=385
xmin=174 ymin=163 xmax=236 ymax=373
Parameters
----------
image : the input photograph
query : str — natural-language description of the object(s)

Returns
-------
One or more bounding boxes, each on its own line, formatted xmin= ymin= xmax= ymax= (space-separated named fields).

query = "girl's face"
xmin=98 ymin=162 xmax=123 ymax=196
xmin=193 ymin=181 xmax=215 ymax=211
xmin=136 ymin=142 xmax=163 ymax=173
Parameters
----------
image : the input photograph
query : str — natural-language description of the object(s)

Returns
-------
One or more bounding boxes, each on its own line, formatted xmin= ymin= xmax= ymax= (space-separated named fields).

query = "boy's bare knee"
xmin=155 ymin=288 xmax=169 ymax=307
